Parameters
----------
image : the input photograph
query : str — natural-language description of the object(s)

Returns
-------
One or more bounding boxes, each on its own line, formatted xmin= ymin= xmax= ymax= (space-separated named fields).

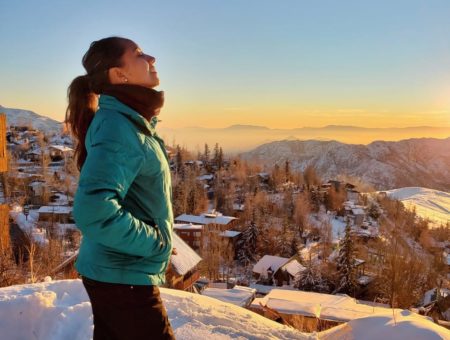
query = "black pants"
xmin=82 ymin=276 xmax=175 ymax=340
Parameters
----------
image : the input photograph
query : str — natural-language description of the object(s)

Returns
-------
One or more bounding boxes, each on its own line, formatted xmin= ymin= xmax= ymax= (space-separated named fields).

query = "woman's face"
xmin=110 ymin=42 xmax=159 ymax=88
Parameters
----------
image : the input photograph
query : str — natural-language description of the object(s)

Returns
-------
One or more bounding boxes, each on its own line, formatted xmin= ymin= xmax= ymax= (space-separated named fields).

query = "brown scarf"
xmin=102 ymin=84 xmax=164 ymax=121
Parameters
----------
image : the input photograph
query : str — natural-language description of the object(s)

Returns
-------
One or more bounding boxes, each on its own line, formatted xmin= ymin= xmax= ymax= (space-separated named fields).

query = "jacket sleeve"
xmin=73 ymin=117 xmax=160 ymax=257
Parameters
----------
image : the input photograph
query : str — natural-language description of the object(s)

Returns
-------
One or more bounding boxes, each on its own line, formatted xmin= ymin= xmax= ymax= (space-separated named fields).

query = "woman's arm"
xmin=73 ymin=116 xmax=160 ymax=257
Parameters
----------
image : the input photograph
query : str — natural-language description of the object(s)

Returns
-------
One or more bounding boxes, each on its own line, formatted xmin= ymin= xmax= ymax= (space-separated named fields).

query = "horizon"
xmin=1 ymin=1 xmax=450 ymax=130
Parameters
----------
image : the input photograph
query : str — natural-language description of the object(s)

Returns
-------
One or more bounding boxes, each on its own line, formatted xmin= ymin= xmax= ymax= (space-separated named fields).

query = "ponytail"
xmin=65 ymin=75 xmax=98 ymax=171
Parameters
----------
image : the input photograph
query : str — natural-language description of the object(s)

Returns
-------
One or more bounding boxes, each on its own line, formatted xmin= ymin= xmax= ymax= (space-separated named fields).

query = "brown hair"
xmin=65 ymin=37 xmax=133 ymax=170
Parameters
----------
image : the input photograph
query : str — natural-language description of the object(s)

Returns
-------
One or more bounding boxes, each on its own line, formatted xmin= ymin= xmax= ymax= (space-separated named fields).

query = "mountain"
xmin=240 ymin=138 xmax=450 ymax=191
xmin=384 ymin=187 xmax=450 ymax=226
xmin=159 ymin=124 xmax=450 ymax=153
xmin=1 ymin=279 xmax=448 ymax=340
xmin=0 ymin=106 xmax=62 ymax=135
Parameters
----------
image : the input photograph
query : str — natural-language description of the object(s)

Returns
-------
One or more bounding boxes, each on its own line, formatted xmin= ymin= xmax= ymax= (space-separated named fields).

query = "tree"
xmin=303 ymin=165 xmax=320 ymax=190
xmin=236 ymin=221 xmax=259 ymax=265
xmin=336 ymin=223 xmax=358 ymax=296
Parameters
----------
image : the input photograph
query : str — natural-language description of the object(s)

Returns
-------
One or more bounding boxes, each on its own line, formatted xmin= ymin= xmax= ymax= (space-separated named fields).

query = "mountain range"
xmin=240 ymin=138 xmax=450 ymax=191
xmin=0 ymin=105 xmax=62 ymax=135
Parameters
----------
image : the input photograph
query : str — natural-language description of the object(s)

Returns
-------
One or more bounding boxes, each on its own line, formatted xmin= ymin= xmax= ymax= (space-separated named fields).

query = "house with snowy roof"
xmin=249 ymin=288 xmax=391 ymax=332
xmin=253 ymin=255 xmax=305 ymax=286
xmin=164 ymin=232 xmax=202 ymax=291
xmin=173 ymin=223 xmax=203 ymax=251
xmin=175 ymin=211 xmax=238 ymax=231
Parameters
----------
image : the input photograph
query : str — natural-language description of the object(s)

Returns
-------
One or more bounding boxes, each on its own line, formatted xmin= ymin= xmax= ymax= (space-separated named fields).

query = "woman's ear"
xmin=108 ymin=67 xmax=127 ymax=84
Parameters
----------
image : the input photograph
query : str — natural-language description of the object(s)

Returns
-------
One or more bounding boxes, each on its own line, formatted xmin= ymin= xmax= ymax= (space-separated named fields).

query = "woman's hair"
xmin=66 ymin=37 xmax=133 ymax=170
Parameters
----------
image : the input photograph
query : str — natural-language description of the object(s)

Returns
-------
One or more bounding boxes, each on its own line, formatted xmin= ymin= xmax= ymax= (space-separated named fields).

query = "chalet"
xmin=37 ymin=206 xmax=73 ymax=224
xmin=173 ymin=223 xmax=203 ymax=251
xmin=164 ymin=232 xmax=202 ymax=291
xmin=48 ymin=145 xmax=73 ymax=161
xmin=249 ymin=289 xmax=390 ymax=332
xmin=253 ymin=255 xmax=305 ymax=286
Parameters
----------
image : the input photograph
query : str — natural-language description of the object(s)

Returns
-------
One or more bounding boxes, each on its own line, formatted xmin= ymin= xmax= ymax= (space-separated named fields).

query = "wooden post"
xmin=0 ymin=114 xmax=7 ymax=172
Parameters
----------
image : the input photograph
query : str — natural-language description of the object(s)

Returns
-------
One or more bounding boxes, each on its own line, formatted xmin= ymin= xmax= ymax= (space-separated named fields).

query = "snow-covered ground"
xmin=0 ymin=279 xmax=307 ymax=340
xmin=1 ymin=280 xmax=449 ymax=340
xmin=385 ymin=187 xmax=450 ymax=227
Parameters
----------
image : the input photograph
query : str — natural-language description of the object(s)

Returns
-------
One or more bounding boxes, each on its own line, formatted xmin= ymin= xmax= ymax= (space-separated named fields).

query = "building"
xmin=253 ymin=255 xmax=305 ymax=286
xmin=249 ymin=289 xmax=390 ymax=332
xmin=175 ymin=212 xmax=238 ymax=231
xmin=164 ymin=232 xmax=202 ymax=291
xmin=173 ymin=223 xmax=203 ymax=251
xmin=37 ymin=206 xmax=73 ymax=224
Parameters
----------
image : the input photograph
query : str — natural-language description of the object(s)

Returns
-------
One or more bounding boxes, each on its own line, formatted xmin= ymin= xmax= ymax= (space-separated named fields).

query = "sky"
xmin=1 ymin=0 xmax=450 ymax=129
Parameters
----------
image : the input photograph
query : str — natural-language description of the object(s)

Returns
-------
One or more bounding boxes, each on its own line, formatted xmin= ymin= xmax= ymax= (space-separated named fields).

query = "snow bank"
xmin=0 ymin=280 xmax=307 ymax=340
xmin=320 ymin=310 xmax=450 ymax=340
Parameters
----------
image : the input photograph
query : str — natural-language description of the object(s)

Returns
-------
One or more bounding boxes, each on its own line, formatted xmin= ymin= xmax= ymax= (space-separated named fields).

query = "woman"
xmin=66 ymin=37 xmax=175 ymax=340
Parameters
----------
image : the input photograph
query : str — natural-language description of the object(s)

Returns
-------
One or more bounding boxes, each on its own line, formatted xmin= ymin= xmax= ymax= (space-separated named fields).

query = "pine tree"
xmin=336 ymin=223 xmax=358 ymax=296
xmin=237 ymin=222 xmax=259 ymax=265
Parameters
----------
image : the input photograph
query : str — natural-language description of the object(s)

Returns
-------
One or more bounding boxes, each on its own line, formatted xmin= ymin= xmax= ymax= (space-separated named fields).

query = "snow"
xmin=253 ymin=255 xmax=292 ymax=276
xmin=422 ymin=288 xmax=450 ymax=306
xmin=175 ymin=213 xmax=237 ymax=225
xmin=37 ymin=206 xmax=72 ymax=214
xmin=202 ymin=285 xmax=256 ymax=307
xmin=385 ymin=187 xmax=450 ymax=227
xmin=219 ymin=230 xmax=241 ymax=238
xmin=253 ymin=289 xmax=388 ymax=321
xmin=320 ymin=310 xmax=450 ymax=340
xmin=10 ymin=208 xmax=49 ymax=244
xmin=174 ymin=223 xmax=203 ymax=230
xmin=171 ymin=233 xmax=202 ymax=276
xmin=48 ymin=145 xmax=73 ymax=152
xmin=284 ymin=261 xmax=306 ymax=277
xmin=197 ymin=174 xmax=214 ymax=181
xmin=0 ymin=280 xmax=308 ymax=340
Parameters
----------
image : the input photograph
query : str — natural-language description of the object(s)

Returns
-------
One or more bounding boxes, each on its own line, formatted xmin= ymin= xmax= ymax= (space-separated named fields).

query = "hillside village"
xmin=0 ymin=115 xmax=449 ymax=334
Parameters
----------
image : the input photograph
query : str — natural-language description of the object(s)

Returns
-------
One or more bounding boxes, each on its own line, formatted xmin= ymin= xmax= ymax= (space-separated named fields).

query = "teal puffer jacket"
xmin=73 ymin=95 xmax=173 ymax=286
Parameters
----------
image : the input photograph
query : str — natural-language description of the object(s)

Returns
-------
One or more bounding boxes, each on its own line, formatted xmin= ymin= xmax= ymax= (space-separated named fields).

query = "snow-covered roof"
xmin=254 ymin=289 xmax=391 ymax=322
xmin=170 ymin=232 xmax=202 ymax=276
xmin=283 ymin=260 xmax=306 ymax=277
xmin=351 ymin=208 xmax=365 ymax=215
xmin=249 ymin=283 xmax=298 ymax=295
xmin=197 ymin=174 xmax=214 ymax=181
xmin=422 ymin=288 xmax=450 ymax=306
xmin=202 ymin=285 xmax=256 ymax=307
xmin=219 ymin=230 xmax=241 ymax=238
xmin=253 ymin=255 xmax=303 ymax=276
xmin=37 ymin=206 xmax=72 ymax=214
xmin=48 ymin=145 xmax=73 ymax=152
xmin=173 ymin=223 xmax=203 ymax=230
xmin=175 ymin=213 xmax=237 ymax=225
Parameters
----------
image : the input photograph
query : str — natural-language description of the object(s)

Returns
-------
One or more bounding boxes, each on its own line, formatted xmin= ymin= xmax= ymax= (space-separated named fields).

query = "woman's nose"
xmin=145 ymin=54 xmax=155 ymax=64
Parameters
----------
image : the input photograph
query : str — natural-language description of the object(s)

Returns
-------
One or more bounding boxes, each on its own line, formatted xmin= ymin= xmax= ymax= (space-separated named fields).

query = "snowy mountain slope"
xmin=241 ymin=138 xmax=450 ymax=191
xmin=385 ymin=187 xmax=450 ymax=226
xmin=0 ymin=105 xmax=62 ymax=135
xmin=1 ymin=280 xmax=449 ymax=340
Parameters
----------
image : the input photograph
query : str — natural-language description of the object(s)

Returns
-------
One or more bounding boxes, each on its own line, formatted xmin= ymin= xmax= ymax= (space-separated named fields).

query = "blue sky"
xmin=1 ymin=0 xmax=450 ymax=128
